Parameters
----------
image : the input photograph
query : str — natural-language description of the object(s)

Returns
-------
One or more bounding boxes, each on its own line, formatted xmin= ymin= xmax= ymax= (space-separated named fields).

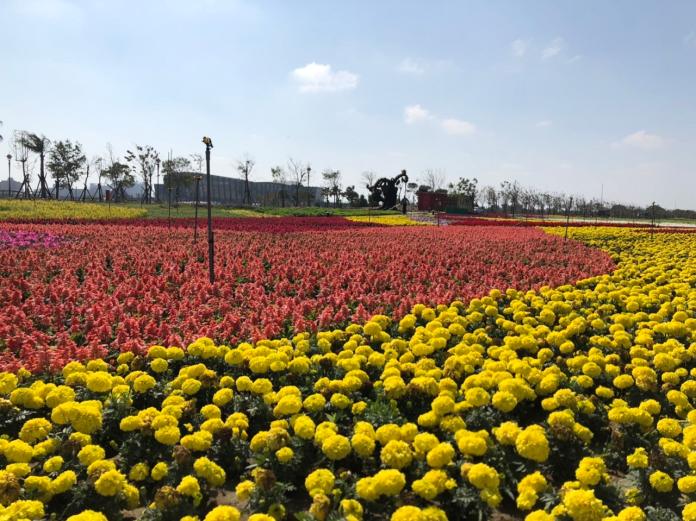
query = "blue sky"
xmin=1 ymin=0 xmax=695 ymax=208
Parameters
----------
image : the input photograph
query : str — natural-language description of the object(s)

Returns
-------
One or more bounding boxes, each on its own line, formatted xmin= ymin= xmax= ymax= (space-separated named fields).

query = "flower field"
xmin=0 ymin=222 xmax=612 ymax=372
xmin=2 ymin=220 xmax=696 ymax=521
xmin=0 ymin=201 xmax=146 ymax=221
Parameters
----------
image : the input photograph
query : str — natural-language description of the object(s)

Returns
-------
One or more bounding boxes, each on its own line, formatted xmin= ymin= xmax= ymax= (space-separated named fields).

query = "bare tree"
xmin=361 ymin=171 xmax=376 ymax=190
xmin=237 ymin=154 xmax=255 ymax=205
xmin=12 ymin=131 xmax=31 ymax=198
xmin=423 ymin=168 xmax=446 ymax=191
xmin=190 ymin=153 xmax=203 ymax=173
xmin=288 ymin=158 xmax=308 ymax=206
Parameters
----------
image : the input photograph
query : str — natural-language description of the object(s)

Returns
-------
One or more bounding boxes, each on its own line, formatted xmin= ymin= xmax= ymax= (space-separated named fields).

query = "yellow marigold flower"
xmin=154 ymin=425 xmax=181 ymax=445
xmin=4 ymin=439 xmax=34 ymax=463
xmin=133 ymin=374 xmax=156 ymax=393
xmin=575 ymin=457 xmax=606 ymax=487
xmin=616 ymin=506 xmax=646 ymax=521
xmin=66 ymin=510 xmax=109 ymax=521
xmin=467 ymin=463 xmax=499 ymax=490
xmin=235 ymin=479 xmax=255 ymax=501
xmin=177 ymin=475 xmax=202 ymax=497
xmin=128 ymin=462 xmax=149 ymax=482
xmin=94 ymin=469 xmax=127 ymax=496
xmin=305 ymin=469 xmax=335 ymax=498
xmin=426 ymin=442 xmax=455 ymax=468
xmin=562 ymin=489 xmax=606 ymax=521
xmin=151 ymin=462 xmax=168 ymax=481
xmin=515 ymin=425 xmax=549 ymax=463
xmin=19 ymin=418 xmax=52 ymax=443
xmin=649 ymin=471 xmax=674 ymax=493
xmin=322 ymin=434 xmax=351 ymax=460
xmin=203 ymin=505 xmax=240 ymax=521
xmin=193 ymin=456 xmax=226 ymax=487
xmin=380 ymin=439 xmax=413 ymax=469
xmin=683 ymin=503 xmax=696 ymax=521
xmin=275 ymin=446 xmax=294 ymax=463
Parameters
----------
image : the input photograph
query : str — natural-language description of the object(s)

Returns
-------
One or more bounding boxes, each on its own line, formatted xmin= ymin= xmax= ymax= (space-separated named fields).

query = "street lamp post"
xmin=202 ymin=137 xmax=215 ymax=284
xmin=193 ymin=174 xmax=202 ymax=241
xmin=306 ymin=165 xmax=312 ymax=206
xmin=6 ymin=154 xmax=11 ymax=198
xmin=155 ymin=157 xmax=161 ymax=203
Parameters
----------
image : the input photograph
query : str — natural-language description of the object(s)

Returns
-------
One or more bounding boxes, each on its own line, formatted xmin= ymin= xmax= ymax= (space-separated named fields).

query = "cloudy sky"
xmin=1 ymin=0 xmax=695 ymax=208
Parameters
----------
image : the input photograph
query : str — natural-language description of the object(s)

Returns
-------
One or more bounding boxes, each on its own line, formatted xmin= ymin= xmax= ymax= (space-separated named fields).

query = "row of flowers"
xmin=0 ymin=223 xmax=613 ymax=372
xmin=0 ymin=201 xmax=146 ymax=221
xmin=345 ymin=215 xmax=426 ymax=226
xmin=0 ymin=230 xmax=63 ymax=249
xmin=0 ymin=227 xmax=695 ymax=519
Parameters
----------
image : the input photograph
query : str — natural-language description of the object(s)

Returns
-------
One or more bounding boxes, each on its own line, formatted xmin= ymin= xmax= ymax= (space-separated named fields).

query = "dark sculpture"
xmin=367 ymin=170 xmax=409 ymax=210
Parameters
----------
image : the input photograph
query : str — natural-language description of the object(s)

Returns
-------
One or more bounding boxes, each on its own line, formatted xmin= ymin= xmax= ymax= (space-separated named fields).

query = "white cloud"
xmin=404 ymin=104 xmax=431 ymax=124
xmin=536 ymin=120 xmax=553 ymax=128
xmin=441 ymin=118 xmax=476 ymax=136
xmin=398 ymin=58 xmax=426 ymax=75
xmin=511 ymin=39 xmax=529 ymax=57
xmin=542 ymin=38 xmax=564 ymax=60
xmin=615 ymin=130 xmax=665 ymax=150
xmin=291 ymin=62 xmax=358 ymax=93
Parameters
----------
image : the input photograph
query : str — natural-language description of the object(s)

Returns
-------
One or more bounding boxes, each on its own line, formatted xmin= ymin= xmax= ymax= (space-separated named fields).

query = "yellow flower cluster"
xmin=346 ymin=214 xmax=427 ymax=226
xmin=0 ymin=200 xmax=145 ymax=221
xmin=0 ymin=227 xmax=696 ymax=520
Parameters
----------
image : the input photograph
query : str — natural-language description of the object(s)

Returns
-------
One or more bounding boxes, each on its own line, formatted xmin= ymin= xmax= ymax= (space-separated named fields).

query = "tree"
xmin=361 ymin=171 xmax=376 ymax=190
xmin=237 ymin=155 xmax=254 ymax=205
xmin=162 ymin=157 xmax=193 ymax=202
xmin=322 ymin=169 xmax=342 ymax=208
xmin=125 ymin=145 xmax=159 ymax=204
xmin=499 ymin=180 xmax=521 ymax=216
xmin=342 ymin=185 xmax=359 ymax=207
xmin=288 ymin=158 xmax=308 ymax=206
xmin=190 ymin=153 xmax=203 ymax=173
xmin=0 ymin=120 xmax=3 ymax=143
xmin=103 ymin=162 xmax=134 ymax=202
xmin=423 ymin=168 xmax=446 ymax=192
xmin=21 ymin=133 xmax=51 ymax=198
xmin=48 ymin=140 xmax=86 ymax=200
xmin=271 ymin=166 xmax=287 ymax=207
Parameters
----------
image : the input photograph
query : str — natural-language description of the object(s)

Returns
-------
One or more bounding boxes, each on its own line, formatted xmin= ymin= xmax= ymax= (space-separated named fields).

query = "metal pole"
xmin=194 ymin=175 xmax=201 ymax=241
xmin=156 ymin=159 xmax=160 ymax=203
xmin=203 ymin=137 xmax=215 ymax=284
xmin=6 ymin=154 xmax=11 ymax=198
xmin=168 ymin=188 xmax=172 ymax=230
xmin=651 ymin=201 xmax=656 ymax=238
xmin=564 ymin=197 xmax=573 ymax=240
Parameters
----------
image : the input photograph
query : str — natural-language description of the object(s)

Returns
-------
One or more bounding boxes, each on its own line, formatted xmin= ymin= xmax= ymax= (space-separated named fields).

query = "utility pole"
xmin=155 ymin=157 xmax=161 ymax=203
xmin=564 ymin=197 xmax=574 ymax=241
xmin=203 ymin=136 xmax=215 ymax=284
xmin=306 ymin=165 xmax=312 ymax=206
xmin=193 ymin=174 xmax=202 ymax=241
xmin=6 ymin=154 xmax=11 ymax=198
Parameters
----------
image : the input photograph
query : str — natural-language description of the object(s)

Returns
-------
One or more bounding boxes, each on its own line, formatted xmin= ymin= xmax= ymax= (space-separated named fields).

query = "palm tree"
xmin=21 ymin=133 xmax=51 ymax=198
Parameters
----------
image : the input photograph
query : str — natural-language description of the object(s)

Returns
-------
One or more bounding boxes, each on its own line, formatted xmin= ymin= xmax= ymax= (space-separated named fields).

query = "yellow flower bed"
xmin=347 ymin=214 xmax=427 ymax=226
xmin=221 ymin=209 xmax=270 ymax=218
xmin=0 ymin=200 xmax=146 ymax=221
xmin=1 ymin=227 xmax=696 ymax=520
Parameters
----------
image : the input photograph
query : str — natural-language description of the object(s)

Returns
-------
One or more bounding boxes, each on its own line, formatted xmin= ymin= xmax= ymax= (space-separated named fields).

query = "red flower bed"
xmin=0 ymin=223 xmax=614 ymax=372
xmin=6 ymin=216 xmax=377 ymax=232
